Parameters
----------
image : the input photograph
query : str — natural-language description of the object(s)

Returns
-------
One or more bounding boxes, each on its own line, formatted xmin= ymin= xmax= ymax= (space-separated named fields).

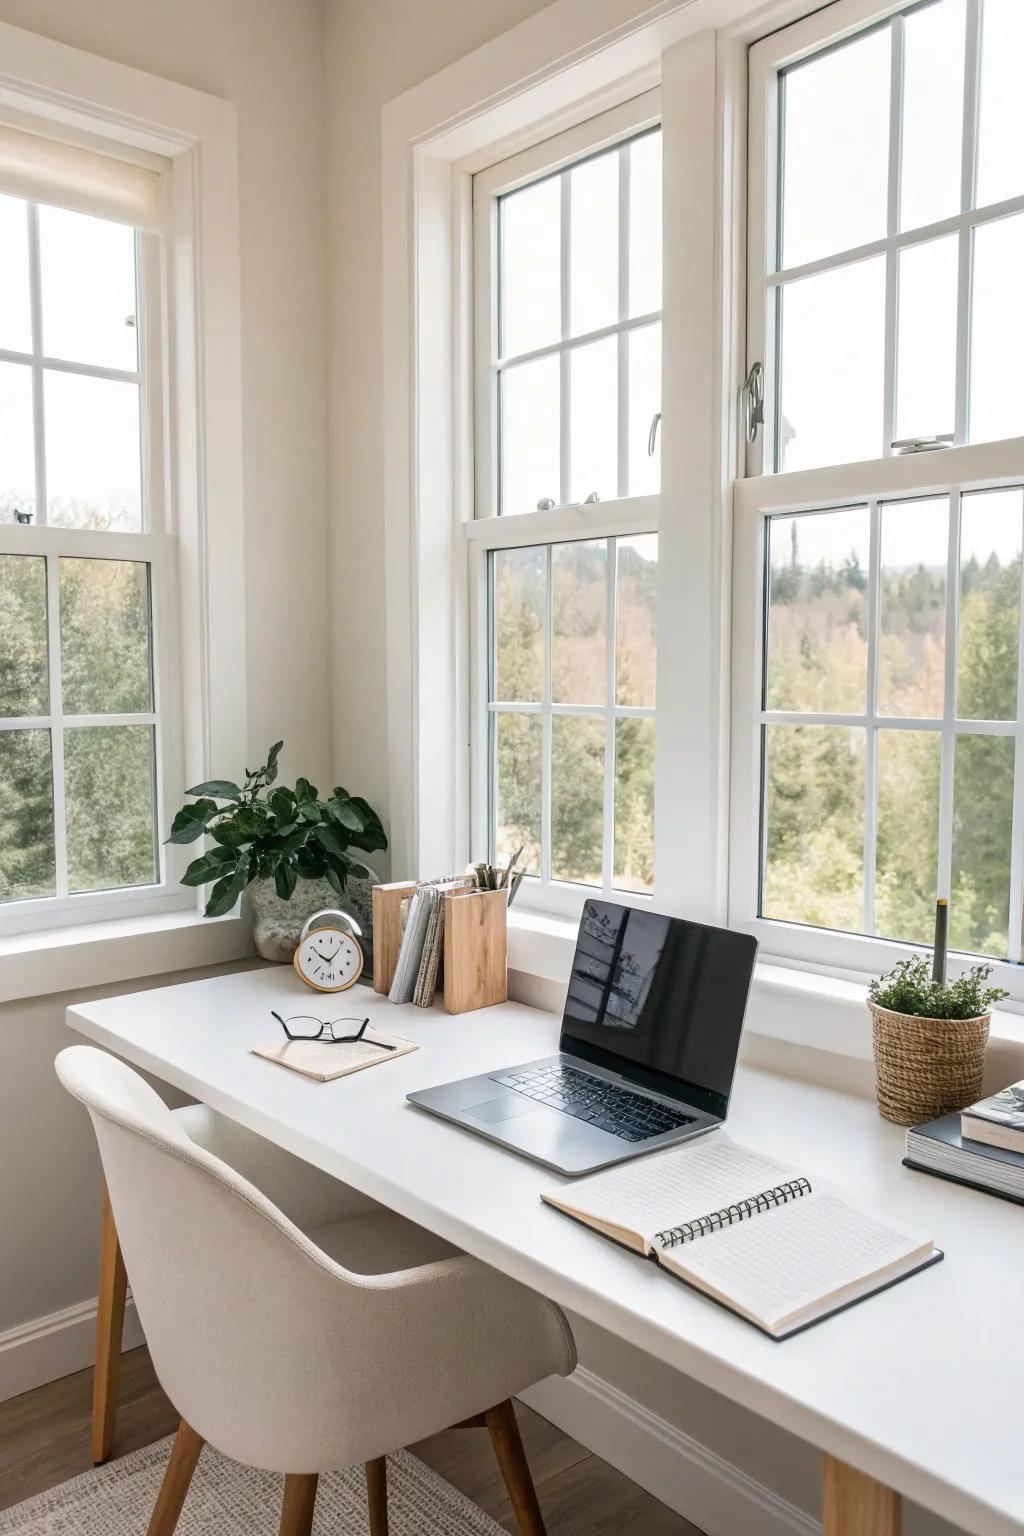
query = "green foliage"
xmin=869 ymin=955 xmax=1008 ymax=1020
xmin=169 ymin=741 xmax=387 ymax=918
xmin=765 ymin=528 xmax=1021 ymax=958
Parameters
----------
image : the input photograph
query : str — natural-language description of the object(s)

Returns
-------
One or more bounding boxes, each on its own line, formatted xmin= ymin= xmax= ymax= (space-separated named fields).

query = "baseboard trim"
xmin=520 ymin=1366 xmax=820 ymax=1536
xmin=0 ymin=1294 xmax=144 ymax=1404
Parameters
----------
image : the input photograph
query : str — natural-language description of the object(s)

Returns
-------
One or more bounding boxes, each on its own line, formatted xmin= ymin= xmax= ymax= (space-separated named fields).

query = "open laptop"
xmin=407 ymin=898 xmax=758 ymax=1175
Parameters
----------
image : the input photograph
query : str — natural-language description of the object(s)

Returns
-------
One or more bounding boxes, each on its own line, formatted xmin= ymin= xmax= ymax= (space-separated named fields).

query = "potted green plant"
xmin=167 ymin=741 xmax=387 ymax=961
xmin=867 ymin=956 xmax=1007 ymax=1125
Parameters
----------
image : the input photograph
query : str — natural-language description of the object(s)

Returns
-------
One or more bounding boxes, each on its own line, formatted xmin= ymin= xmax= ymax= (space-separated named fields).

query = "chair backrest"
xmin=56 ymin=1045 xmax=391 ymax=1472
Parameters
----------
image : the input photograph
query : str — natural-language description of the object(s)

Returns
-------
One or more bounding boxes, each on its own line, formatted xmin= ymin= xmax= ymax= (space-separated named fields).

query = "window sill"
xmin=507 ymin=909 xmax=1024 ymax=1066
xmin=0 ymin=908 xmax=253 ymax=1006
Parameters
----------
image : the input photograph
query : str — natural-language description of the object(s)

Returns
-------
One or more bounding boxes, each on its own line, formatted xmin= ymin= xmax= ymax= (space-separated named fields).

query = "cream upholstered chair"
xmin=58 ymin=1046 xmax=576 ymax=1536
xmin=90 ymin=1094 xmax=392 ymax=1464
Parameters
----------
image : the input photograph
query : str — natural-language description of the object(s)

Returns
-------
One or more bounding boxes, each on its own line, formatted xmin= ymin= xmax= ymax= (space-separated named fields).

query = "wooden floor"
xmin=0 ymin=1347 xmax=704 ymax=1534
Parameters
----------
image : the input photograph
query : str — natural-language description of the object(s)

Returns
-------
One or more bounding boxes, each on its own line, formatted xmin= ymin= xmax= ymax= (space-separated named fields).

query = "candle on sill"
xmin=932 ymin=899 xmax=949 ymax=986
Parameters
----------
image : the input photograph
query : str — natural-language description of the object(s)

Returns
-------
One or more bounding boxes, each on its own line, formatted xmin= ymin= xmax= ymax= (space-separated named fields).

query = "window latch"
xmin=648 ymin=412 xmax=661 ymax=457
xmin=741 ymin=362 xmax=764 ymax=445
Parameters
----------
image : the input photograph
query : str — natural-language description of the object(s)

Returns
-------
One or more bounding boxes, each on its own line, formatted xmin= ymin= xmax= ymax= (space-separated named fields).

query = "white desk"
xmin=67 ymin=967 xmax=1023 ymax=1536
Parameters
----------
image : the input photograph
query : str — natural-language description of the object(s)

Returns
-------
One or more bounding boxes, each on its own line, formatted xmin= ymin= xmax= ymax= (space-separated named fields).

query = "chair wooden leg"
xmin=279 ymin=1473 xmax=319 ymax=1536
xmin=484 ymin=1399 xmax=546 ymax=1536
xmin=823 ymin=1454 xmax=901 ymax=1536
xmin=366 ymin=1456 xmax=388 ymax=1536
xmin=92 ymin=1181 xmax=128 ymax=1464
xmin=146 ymin=1419 xmax=204 ymax=1536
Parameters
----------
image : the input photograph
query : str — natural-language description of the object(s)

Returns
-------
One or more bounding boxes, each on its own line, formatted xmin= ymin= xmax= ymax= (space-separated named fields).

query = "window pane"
xmin=958 ymin=488 xmax=1022 ymax=720
xmin=0 ymin=729 xmax=55 ymax=901
xmin=0 ymin=361 xmax=36 ymax=524
xmin=951 ymin=733 xmax=1014 ymax=959
xmin=628 ymin=322 xmax=660 ymax=497
xmin=552 ymin=714 xmax=603 ymax=884
xmin=60 ymin=558 xmax=152 ymax=715
xmin=895 ymin=236 xmax=957 ymax=444
xmin=38 ymin=206 xmax=138 ymax=372
xmin=0 ymin=193 xmax=31 ymax=353
xmin=0 ymin=555 xmax=48 ymax=717
xmin=552 ymin=539 xmax=606 ymax=706
xmin=499 ymin=176 xmax=561 ymax=359
xmin=780 ymin=27 xmax=890 ymax=270
xmin=616 ymin=533 xmax=657 ymax=707
xmin=64 ymin=724 xmax=156 ymax=893
xmin=970 ymin=212 xmax=1024 ymax=445
xmin=569 ymin=335 xmax=617 ymax=502
xmin=778 ymin=258 xmax=885 ymax=471
xmin=493 ymin=546 xmax=545 ymax=703
xmin=570 ymin=149 xmax=618 ymax=338
xmin=877 ymin=498 xmax=948 ymax=718
xmin=45 ymin=372 xmax=142 ymax=531
xmin=762 ymin=725 xmax=865 ymax=931
xmin=875 ymin=730 xmax=940 ymax=945
xmin=899 ymin=0 xmax=965 ymax=232
xmin=494 ymin=712 xmax=541 ymax=875
xmin=765 ymin=508 xmax=869 ymax=713
xmin=976 ymin=0 xmax=1024 ymax=209
xmin=629 ymin=130 xmax=661 ymax=317
xmin=499 ymin=355 xmax=559 ymax=516
xmin=614 ymin=717 xmax=653 ymax=893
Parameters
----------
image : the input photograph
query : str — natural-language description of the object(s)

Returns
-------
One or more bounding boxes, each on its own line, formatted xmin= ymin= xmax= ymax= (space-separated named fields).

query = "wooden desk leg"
xmin=823 ymin=1454 xmax=901 ymax=1536
xmin=92 ymin=1181 xmax=128 ymax=1465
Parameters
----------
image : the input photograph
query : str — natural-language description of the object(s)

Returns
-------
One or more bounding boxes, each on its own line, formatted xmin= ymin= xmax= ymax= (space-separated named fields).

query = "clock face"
xmin=294 ymin=928 xmax=363 ymax=992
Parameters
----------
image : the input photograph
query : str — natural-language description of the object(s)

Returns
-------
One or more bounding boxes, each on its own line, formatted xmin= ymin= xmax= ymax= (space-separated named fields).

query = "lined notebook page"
xmin=545 ymin=1136 xmax=803 ymax=1250
xmin=669 ymin=1191 xmax=931 ymax=1332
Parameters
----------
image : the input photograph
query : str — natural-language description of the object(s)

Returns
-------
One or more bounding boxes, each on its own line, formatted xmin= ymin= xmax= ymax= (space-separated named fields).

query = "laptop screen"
xmin=559 ymin=899 xmax=758 ymax=1120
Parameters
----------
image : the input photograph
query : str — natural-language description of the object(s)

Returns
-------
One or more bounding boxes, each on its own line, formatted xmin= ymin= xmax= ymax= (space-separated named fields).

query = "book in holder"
xmin=543 ymin=1137 xmax=941 ymax=1339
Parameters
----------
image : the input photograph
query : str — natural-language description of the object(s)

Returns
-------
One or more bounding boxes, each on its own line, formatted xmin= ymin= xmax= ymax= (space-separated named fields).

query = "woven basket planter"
xmin=868 ymin=1002 xmax=990 ymax=1126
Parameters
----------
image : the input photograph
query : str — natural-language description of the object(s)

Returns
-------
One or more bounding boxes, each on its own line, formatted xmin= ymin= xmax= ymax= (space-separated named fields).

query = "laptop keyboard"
xmin=490 ymin=1063 xmax=696 ymax=1143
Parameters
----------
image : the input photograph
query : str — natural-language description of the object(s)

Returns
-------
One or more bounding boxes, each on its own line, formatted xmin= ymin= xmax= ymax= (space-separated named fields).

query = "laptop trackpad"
xmin=465 ymin=1095 xmax=541 ymax=1124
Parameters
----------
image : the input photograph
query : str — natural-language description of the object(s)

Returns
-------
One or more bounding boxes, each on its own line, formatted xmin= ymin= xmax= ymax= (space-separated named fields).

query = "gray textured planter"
xmin=248 ymin=872 xmax=379 ymax=964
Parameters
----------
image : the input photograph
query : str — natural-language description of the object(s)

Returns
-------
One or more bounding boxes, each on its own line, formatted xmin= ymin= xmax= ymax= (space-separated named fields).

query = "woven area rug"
xmin=0 ymin=1435 xmax=506 ymax=1534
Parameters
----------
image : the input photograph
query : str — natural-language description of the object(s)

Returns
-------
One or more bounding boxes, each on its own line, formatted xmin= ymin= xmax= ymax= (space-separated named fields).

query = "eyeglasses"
xmin=271 ymin=1011 xmax=397 ymax=1050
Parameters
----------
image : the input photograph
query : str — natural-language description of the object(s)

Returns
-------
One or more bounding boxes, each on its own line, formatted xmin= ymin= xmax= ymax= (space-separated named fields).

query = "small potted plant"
xmin=868 ymin=956 xmax=1007 ymax=1126
xmin=167 ymin=741 xmax=387 ymax=961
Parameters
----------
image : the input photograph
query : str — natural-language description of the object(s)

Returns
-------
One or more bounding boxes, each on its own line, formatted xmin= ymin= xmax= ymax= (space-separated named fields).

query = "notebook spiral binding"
xmin=653 ymin=1176 xmax=813 ymax=1250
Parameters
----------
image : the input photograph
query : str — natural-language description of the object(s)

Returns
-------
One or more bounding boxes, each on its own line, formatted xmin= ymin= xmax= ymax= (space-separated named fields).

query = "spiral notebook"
xmin=542 ymin=1137 xmax=941 ymax=1339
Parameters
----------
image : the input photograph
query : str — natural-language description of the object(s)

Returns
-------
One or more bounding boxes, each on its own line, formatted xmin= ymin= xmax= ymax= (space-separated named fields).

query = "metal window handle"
xmin=648 ymin=412 xmax=661 ymax=457
xmin=741 ymin=362 xmax=764 ymax=445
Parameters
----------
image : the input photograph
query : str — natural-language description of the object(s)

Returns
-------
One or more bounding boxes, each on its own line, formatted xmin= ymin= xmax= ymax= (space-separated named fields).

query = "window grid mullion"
xmin=863 ymin=499 xmax=882 ymax=934
xmin=44 ymin=555 xmax=68 ymax=897
xmin=559 ymin=174 xmax=571 ymax=509
xmin=602 ymin=538 xmax=617 ymax=894
xmin=541 ymin=544 xmax=553 ymax=883
xmin=955 ymin=0 xmax=982 ymax=446
xmin=881 ymin=16 xmax=903 ymax=457
xmin=616 ymin=143 xmax=630 ymax=501
xmin=1006 ymin=491 xmax=1024 ymax=962
xmin=26 ymin=203 xmax=47 ymax=529
xmin=936 ymin=490 xmax=961 ymax=902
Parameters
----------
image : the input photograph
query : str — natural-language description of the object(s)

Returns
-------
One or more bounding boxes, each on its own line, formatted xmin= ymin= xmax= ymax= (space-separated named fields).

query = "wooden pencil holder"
xmin=443 ymin=887 xmax=508 ymax=1015
xmin=371 ymin=880 xmax=508 ymax=1013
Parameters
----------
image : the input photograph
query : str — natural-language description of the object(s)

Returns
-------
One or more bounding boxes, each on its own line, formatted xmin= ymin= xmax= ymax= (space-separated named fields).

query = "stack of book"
xmin=387 ymin=879 xmax=473 ymax=1006
xmin=904 ymin=1080 xmax=1024 ymax=1204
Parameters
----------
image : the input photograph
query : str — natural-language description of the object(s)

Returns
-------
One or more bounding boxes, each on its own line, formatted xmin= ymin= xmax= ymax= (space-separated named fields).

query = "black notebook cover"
xmin=903 ymin=1111 xmax=1024 ymax=1207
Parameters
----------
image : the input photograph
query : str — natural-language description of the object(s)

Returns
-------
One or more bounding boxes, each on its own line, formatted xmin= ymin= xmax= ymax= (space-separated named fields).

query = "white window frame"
xmin=0 ymin=22 xmax=247 ymax=943
xmin=469 ymin=94 xmax=661 ymax=920
xmin=0 ymin=202 xmax=184 ymax=934
xmin=732 ymin=0 xmax=1024 ymax=1001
